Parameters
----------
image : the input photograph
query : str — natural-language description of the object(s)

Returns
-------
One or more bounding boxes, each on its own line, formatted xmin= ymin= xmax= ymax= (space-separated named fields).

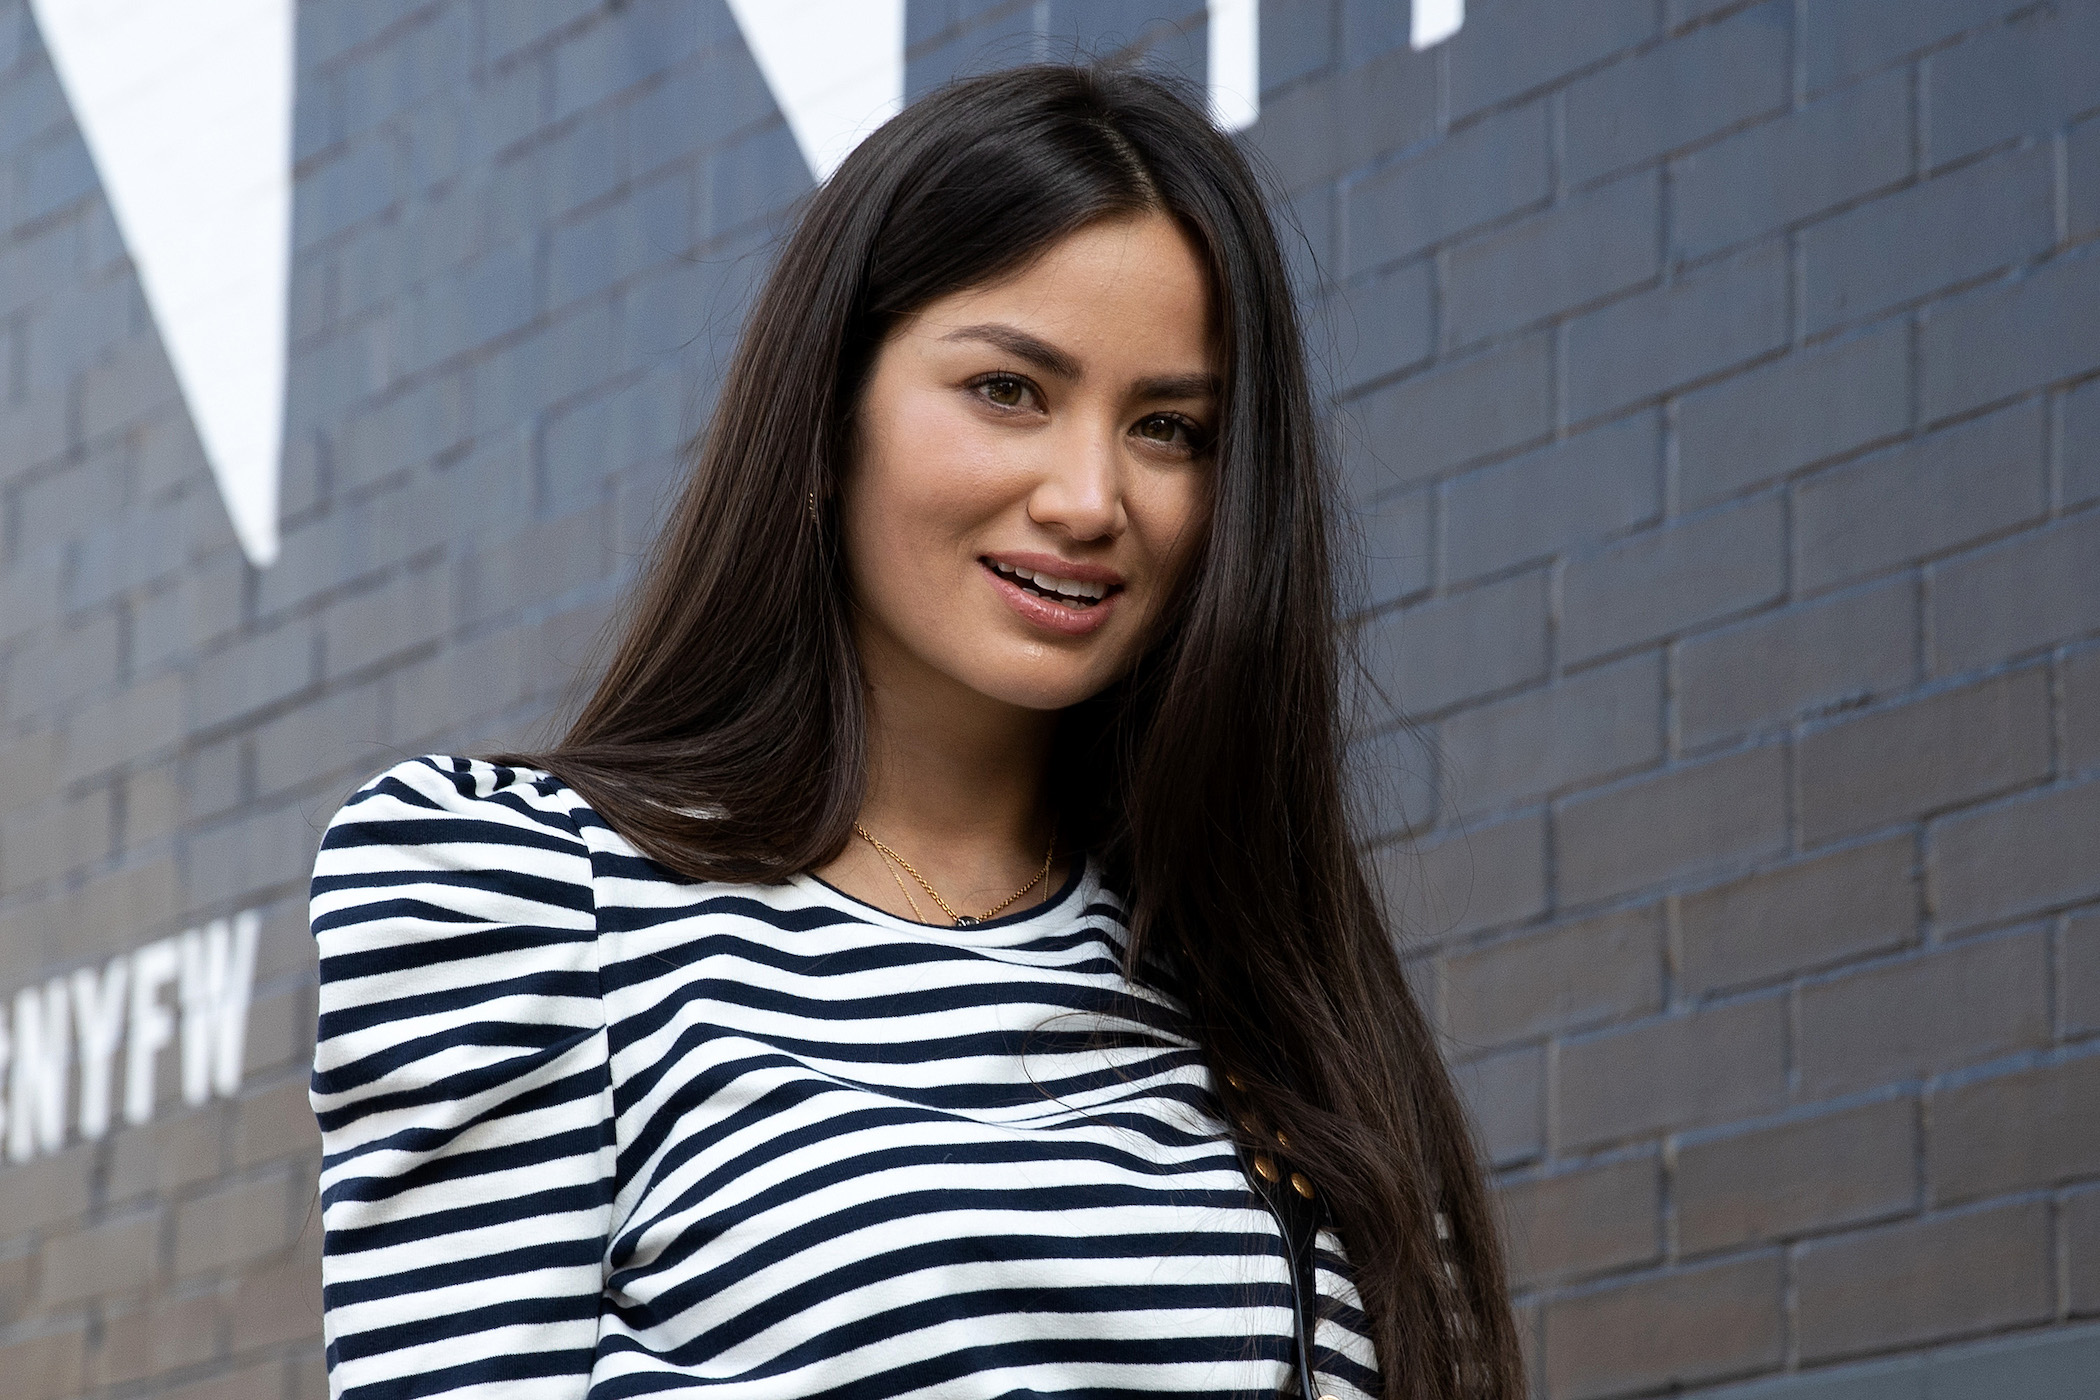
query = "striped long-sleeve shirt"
xmin=310 ymin=755 xmax=1381 ymax=1399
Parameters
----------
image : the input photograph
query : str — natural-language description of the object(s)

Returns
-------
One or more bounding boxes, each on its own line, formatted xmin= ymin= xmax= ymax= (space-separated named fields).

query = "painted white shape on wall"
xmin=726 ymin=0 xmax=906 ymax=182
xmin=1208 ymin=0 xmax=1260 ymax=131
xmin=30 ymin=0 xmax=294 ymax=569
xmin=70 ymin=956 xmax=129 ymax=1141
xmin=178 ymin=913 xmax=261 ymax=1107
xmin=0 ymin=914 xmax=265 ymax=1161
xmin=7 ymin=979 xmax=70 ymax=1162
xmin=1412 ymin=0 xmax=1465 ymax=51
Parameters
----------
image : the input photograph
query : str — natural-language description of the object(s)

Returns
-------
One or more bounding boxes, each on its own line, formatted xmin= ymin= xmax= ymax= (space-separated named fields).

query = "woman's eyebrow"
xmin=940 ymin=323 xmax=1084 ymax=379
xmin=1132 ymin=371 xmax=1219 ymax=401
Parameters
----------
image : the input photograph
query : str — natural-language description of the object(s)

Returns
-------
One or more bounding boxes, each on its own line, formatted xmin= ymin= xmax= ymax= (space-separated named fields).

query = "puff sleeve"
xmin=309 ymin=756 xmax=612 ymax=1400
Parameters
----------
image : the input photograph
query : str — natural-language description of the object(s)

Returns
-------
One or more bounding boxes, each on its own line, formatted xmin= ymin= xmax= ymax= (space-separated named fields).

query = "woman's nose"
xmin=1027 ymin=418 xmax=1127 ymax=541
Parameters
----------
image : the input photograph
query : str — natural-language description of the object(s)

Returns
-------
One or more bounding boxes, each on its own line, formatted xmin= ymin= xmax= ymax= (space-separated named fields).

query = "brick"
xmin=1444 ymin=171 xmax=1661 ymax=347
xmin=0 ymin=1143 xmax=94 ymax=1235
xmin=1437 ymin=653 xmax=1663 ymax=819
xmin=121 ymin=763 xmax=184 ymax=850
xmin=0 ymin=1327 xmax=86 ymax=1400
xmin=234 ymin=1077 xmax=324 ymax=1171
xmin=1440 ymin=904 xmax=1662 ymax=1048
xmin=1933 ymin=777 xmax=2100 ymax=931
xmin=1799 ymin=668 xmax=2052 ymax=845
xmin=1799 ymin=929 xmax=2050 ymax=1097
xmin=108 ymin=1109 xmax=225 ymax=1204
xmin=1543 ymin=1253 xmax=1783 ymax=1400
xmin=1348 ymin=720 xmax=1437 ymax=843
xmin=2072 ymin=1185 xmax=2100 ymax=1316
xmin=1343 ymin=334 xmax=1554 ymax=501
xmin=1800 ymin=401 xmax=2048 ymax=594
xmin=1562 ymin=494 xmax=1785 ymax=663
xmin=1922 ymin=247 xmax=2100 ymax=420
xmin=0 ymin=789 xmax=112 ymax=892
xmin=1804 ymin=0 xmax=2027 ymax=95
xmin=1378 ymin=809 xmax=1549 ymax=945
xmin=1677 ymin=1097 xmax=1919 ymax=1254
xmin=1794 ymin=1200 xmax=2052 ymax=1362
xmin=1354 ymin=487 xmax=1432 ymax=611
xmin=1559 ymin=744 xmax=1788 ymax=904
xmin=1452 ymin=1046 xmax=1544 ymax=1167
xmin=1448 ymin=0 xmax=1657 ymax=117
xmin=0 ymin=1249 xmax=29 ymax=1328
xmin=4 ymin=609 xmax=120 ymax=719
xmin=1564 ymin=1 xmax=1790 ymax=185
xmin=1557 ymin=995 xmax=1787 ymax=1149
xmin=174 ymin=1170 xmax=293 ymax=1277
xmin=1674 ymin=67 xmax=1911 ymax=260
xmin=2067 ymin=377 xmax=2100 ymax=511
xmin=161 ymin=1359 xmax=291 ymax=1400
xmin=1343 ymin=99 xmax=1550 ymax=272
xmin=1247 ymin=36 xmax=1437 ymax=190
xmin=1360 ymin=568 xmax=1549 ymax=717
xmin=57 ymin=673 xmax=184 ymax=784
xmin=230 ymin=1223 xmax=324 ymax=1352
xmin=1497 ymin=1156 xmax=1660 ymax=1289
xmin=1250 ymin=31 xmax=1440 ymax=189
xmin=89 ymin=1293 xmax=220 ymax=1388
xmin=1327 ymin=259 xmax=1433 ymax=391
xmin=1930 ymin=512 xmax=2100 ymax=675
xmin=1928 ymin=3 xmax=2100 ymax=165
xmin=1932 ymin=1051 xmax=2100 ymax=1203
xmin=1805 ymin=144 xmax=2056 ymax=335
xmin=1445 ymin=412 xmax=1661 ymax=583
xmin=1681 ymin=836 xmax=1916 ymax=994
xmin=187 ymin=799 xmax=325 ymax=908
xmin=452 ymin=506 xmax=611 ymax=630
xmin=1678 ymin=579 xmax=1917 ymax=749
xmin=2072 ymin=114 xmax=2100 ymax=246
xmin=322 ymin=566 xmax=454 ymax=678
xmin=0 ymin=858 xmax=179 ymax=970
xmin=1256 ymin=0 xmax=1335 ymax=90
xmin=2069 ymin=909 xmax=2100 ymax=1038
xmin=252 ymin=681 xmax=387 ymax=801
xmin=194 ymin=623 xmax=319 ymax=732
xmin=38 ymin=1210 xmax=158 ymax=1306
xmin=1566 ymin=242 xmax=1788 ymax=422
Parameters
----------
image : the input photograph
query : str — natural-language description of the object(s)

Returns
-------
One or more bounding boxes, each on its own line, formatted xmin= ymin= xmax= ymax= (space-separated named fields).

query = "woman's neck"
xmin=815 ymin=627 xmax=1065 ymax=923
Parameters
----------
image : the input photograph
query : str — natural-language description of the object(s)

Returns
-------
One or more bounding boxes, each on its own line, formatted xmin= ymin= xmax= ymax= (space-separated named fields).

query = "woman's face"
xmin=842 ymin=212 xmax=1218 ymax=713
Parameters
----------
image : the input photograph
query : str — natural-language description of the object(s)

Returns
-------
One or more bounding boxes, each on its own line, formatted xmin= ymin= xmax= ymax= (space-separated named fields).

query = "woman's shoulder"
xmin=325 ymin=753 xmax=595 ymax=844
xmin=312 ymin=755 xmax=606 ymax=926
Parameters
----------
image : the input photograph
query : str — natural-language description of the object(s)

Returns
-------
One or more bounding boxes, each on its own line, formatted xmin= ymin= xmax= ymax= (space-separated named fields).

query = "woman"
xmin=310 ymin=65 xmax=1519 ymax=1400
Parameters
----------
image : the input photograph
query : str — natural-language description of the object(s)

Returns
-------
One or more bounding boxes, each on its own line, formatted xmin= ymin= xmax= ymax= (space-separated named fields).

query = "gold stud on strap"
xmin=1291 ymin=1171 xmax=1315 ymax=1199
xmin=1253 ymin=1154 xmax=1279 ymax=1183
xmin=1274 ymin=1128 xmax=1290 ymax=1149
xmin=1224 ymin=1071 xmax=1246 ymax=1090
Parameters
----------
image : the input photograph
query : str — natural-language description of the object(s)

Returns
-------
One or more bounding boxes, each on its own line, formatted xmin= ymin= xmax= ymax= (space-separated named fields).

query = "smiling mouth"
xmin=984 ymin=559 xmax=1121 ymax=610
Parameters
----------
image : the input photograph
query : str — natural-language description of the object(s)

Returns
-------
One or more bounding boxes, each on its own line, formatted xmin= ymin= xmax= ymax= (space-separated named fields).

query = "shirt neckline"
xmin=793 ymin=852 xmax=1094 ymax=943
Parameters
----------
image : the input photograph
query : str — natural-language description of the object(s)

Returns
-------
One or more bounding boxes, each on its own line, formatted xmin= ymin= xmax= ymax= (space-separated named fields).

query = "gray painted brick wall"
xmin=0 ymin=2 xmax=2095 ymax=1397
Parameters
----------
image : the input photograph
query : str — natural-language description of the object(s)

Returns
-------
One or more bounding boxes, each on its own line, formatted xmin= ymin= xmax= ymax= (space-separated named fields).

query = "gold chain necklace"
xmin=852 ymin=823 xmax=1053 ymax=926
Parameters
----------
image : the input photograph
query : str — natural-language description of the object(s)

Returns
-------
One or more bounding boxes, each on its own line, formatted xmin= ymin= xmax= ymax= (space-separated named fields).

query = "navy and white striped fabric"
xmin=310 ymin=756 xmax=1380 ymax=1399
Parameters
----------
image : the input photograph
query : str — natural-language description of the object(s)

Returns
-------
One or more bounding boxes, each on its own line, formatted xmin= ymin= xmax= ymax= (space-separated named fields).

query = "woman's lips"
xmin=980 ymin=559 xmax=1121 ymax=636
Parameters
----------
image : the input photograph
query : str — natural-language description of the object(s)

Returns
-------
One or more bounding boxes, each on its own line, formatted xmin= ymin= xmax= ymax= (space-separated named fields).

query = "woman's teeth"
xmin=989 ymin=561 xmax=1110 ymax=607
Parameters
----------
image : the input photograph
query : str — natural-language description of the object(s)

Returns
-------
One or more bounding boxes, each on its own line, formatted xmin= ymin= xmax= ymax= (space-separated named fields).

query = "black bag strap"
xmin=1231 ymin=1133 xmax=1327 ymax=1399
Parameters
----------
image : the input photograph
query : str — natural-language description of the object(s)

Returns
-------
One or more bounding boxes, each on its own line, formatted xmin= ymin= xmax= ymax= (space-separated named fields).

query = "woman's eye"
xmin=977 ymin=375 xmax=1031 ymax=409
xmin=1134 ymin=414 xmax=1204 ymax=450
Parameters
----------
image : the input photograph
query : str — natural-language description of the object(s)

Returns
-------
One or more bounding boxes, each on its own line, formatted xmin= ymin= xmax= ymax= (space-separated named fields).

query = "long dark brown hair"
xmin=515 ymin=63 xmax=1520 ymax=1399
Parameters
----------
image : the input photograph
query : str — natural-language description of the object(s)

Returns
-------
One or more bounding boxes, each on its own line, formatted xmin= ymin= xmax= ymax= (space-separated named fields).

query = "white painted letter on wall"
xmin=180 ymin=913 xmax=261 ymax=1106
xmin=125 ymin=937 xmax=180 ymax=1128
xmin=9 ymin=979 xmax=72 ymax=1162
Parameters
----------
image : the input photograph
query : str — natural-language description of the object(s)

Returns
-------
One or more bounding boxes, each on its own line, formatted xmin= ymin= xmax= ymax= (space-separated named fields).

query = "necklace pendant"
xmin=952 ymin=915 xmax=981 ymax=927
